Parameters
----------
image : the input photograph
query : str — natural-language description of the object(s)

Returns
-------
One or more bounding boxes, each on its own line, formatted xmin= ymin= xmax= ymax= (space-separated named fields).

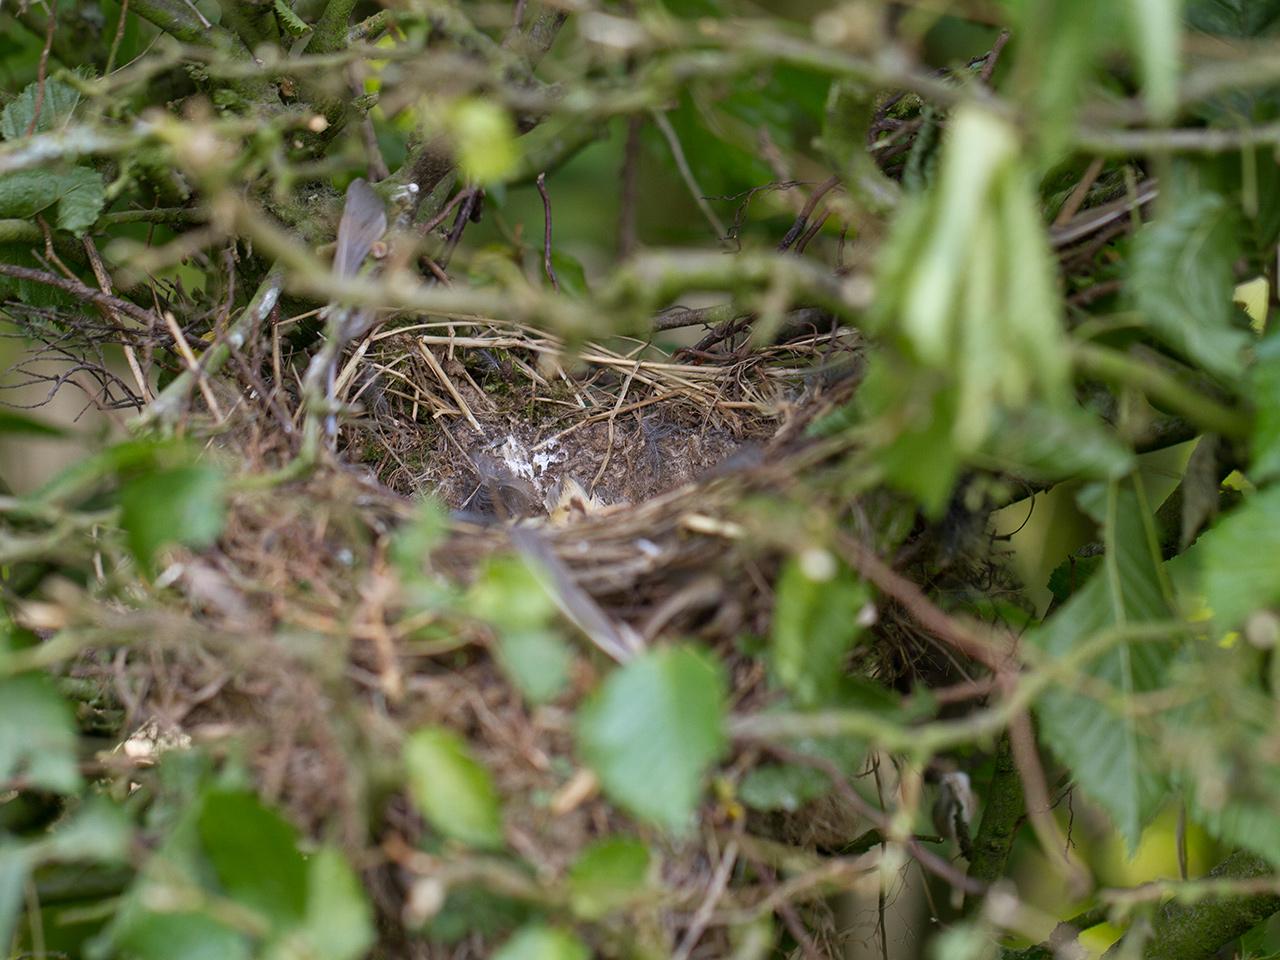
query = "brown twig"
xmin=834 ymin=532 xmax=1009 ymax=672
xmin=1007 ymin=708 xmax=1089 ymax=895
xmin=978 ymin=29 xmax=1011 ymax=85
xmin=24 ymin=14 xmax=56 ymax=137
xmin=535 ymin=172 xmax=559 ymax=291
xmin=0 ymin=264 xmax=157 ymax=325
xmin=652 ymin=109 xmax=727 ymax=240
xmin=1053 ymin=156 xmax=1106 ymax=228
xmin=762 ymin=744 xmax=987 ymax=896
xmin=777 ymin=175 xmax=840 ymax=252
xmin=794 ymin=206 xmax=831 ymax=255
xmin=106 ymin=0 xmax=131 ymax=74
xmin=82 ymin=237 xmax=152 ymax=403
xmin=672 ymin=829 xmax=741 ymax=960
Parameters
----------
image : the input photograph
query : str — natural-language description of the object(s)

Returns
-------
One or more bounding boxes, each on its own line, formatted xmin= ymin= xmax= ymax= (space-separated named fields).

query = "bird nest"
xmin=56 ymin=311 xmax=904 ymax=956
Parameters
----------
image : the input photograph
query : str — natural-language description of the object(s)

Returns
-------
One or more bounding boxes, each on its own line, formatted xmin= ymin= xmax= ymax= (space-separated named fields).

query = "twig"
xmin=535 ymin=172 xmax=559 ymax=291
xmin=651 ymin=109 xmax=727 ymax=241
xmin=672 ymin=831 xmax=741 ymax=960
xmin=106 ymin=0 xmax=132 ymax=75
xmin=141 ymin=268 xmax=283 ymax=427
xmin=82 ymin=237 xmax=152 ymax=404
xmin=1077 ymin=120 xmax=1280 ymax=155
xmin=0 ymin=264 xmax=157 ymax=325
xmin=794 ymin=206 xmax=831 ymax=255
xmin=351 ymin=69 xmax=389 ymax=181
xmin=414 ymin=340 xmax=484 ymax=433
xmin=438 ymin=188 xmax=483 ymax=268
xmin=762 ymin=744 xmax=987 ymax=896
xmin=1007 ymin=709 xmax=1089 ymax=896
xmin=834 ymin=532 xmax=1010 ymax=672
xmin=161 ymin=309 xmax=226 ymax=422
xmin=1052 ymin=156 xmax=1106 ymax=228
xmin=310 ymin=0 xmax=359 ymax=54
xmin=24 ymin=12 xmax=56 ymax=137
xmin=1102 ymin=850 xmax=1280 ymax=960
xmin=777 ymin=176 xmax=840 ymax=252
xmin=963 ymin=732 xmax=1023 ymax=912
xmin=1071 ymin=342 xmax=1246 ymax=441
xmin=977 ymin=29 xmax=1011 ymax=84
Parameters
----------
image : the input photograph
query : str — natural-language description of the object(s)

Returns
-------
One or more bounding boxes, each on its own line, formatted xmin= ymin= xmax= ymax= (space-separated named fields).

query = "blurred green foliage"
xmin=6 ymin=0 xmax=1280 ymax=958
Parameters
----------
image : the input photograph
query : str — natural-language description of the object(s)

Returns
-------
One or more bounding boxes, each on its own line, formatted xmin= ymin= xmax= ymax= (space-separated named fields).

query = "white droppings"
xmin=255 ymin=285 xmax=281 ymax=321
xmin=636 ymin=538 xmax=661 ymax=558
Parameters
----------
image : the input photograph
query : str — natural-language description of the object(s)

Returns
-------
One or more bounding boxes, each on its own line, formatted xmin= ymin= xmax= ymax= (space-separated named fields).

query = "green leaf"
xmin=90 ymin=793 xmax=251 ymax=960
xmin=1125 ymin=0 xmax=1183 ymax=122
xmin=119 ymin=463 xmax=227 ymax=578
xmin=109 ymin=912 xmax=251 ymax=960
xmin=1033 ymin=478 xmax=1176 ymax=848
xmin=0 ymin=845 xmax=27 ymax=955
xmin=771 ymin=558 xmax=868 ymax=706
xmin=1 ymin=78 xmax=81 ymax=140
xmin=577 ymin=646 xmax=727 ymax=832
xmin=1129 ymin=187 xmax=1248 ymax=381
xmin=388 ymin=498 xmax=449 ymax=577
xmin=548 ymin=251 xmax=589 ymax=298
xmin=469 ymin=554 xmax=569 ymax=702
xmin=567 ymin=838 xmax=652 ymax=920
xmin=469 ymin=554 xmax=558 ymax=633
xmin=52 ymin=166 xmax=107 ymax=234
xmin=404 ymin=727 xmax=505 ymax=849
xmin=0 ymin=408 xmax=67 ymax=437
xmin=1249 ymin=334 xmax=1280 ymax=481
xmin=875 ymin=105 xmax=1068 ymax=454
xmin=1008 ymin=0 xmax=1113 ymax=157
xmin=0 ymin=674 xmax=81 ymax=793
xmin=421 ymin=885 xmax=532 ymax=942
xmin=1186 ymin=0 xmax=1280 ymax=36
xmin=0 ymin=167 xmax=106 ymax=235
xmin=43 ymin=797 xmax=133 ymax=863
xmin=197 ymin=790 xmax=309 ymax=926
xmin=981 ymin=403 xmax=1134 ymax=481
xmin=738 ymin=763 xmax=831 ymax=812
xmin=448 ymin=99 xmax=518 ymax=185
xmin=857 ymin=355 xmax=962 ymax=515
xmin=273 ymin=0 xmax=312 ymax=36
xmin=493 ymin=924 xmax=590 ymax=960
xmin=296 ymin=847 xmax=375 ymax=960
xmin=1187 ymin=767 xmax=1280 ymax=867
xmin=1199 ymin=485 xmax=1280 ymax=629
xmin=494 ymin=629 xmax=572 ymax=704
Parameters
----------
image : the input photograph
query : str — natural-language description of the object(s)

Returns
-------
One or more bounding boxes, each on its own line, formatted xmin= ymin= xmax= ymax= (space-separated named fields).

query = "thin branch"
xmin=963 ymin=733 xmax=1024 ymax=911
xmin=1077 ymin=120 xmax=1280 ymax=155
xmin=651 ymin=109 xmax=727 ymax=241
xmin=311 ymin=0 xmax=359 ymax=55
xmin=535 ymin=172 xmax=559 ymax=291
xmin=24 ymin=13 xmax=56 ymax=138
xmin=1071 ymin=342 xmax=1246 ymax=441
xmin=1102 ymin=850 xmax=1280 ymax=960
xmin=777 ymin=176 xmax=840 ymax=253
xmin=0 ymin=264 xmax=156 ymax=325
xmin=762 ymin=744 xmax=987 ymax=897
xmin=834 ymin=531 xmax=1011 ymax=672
